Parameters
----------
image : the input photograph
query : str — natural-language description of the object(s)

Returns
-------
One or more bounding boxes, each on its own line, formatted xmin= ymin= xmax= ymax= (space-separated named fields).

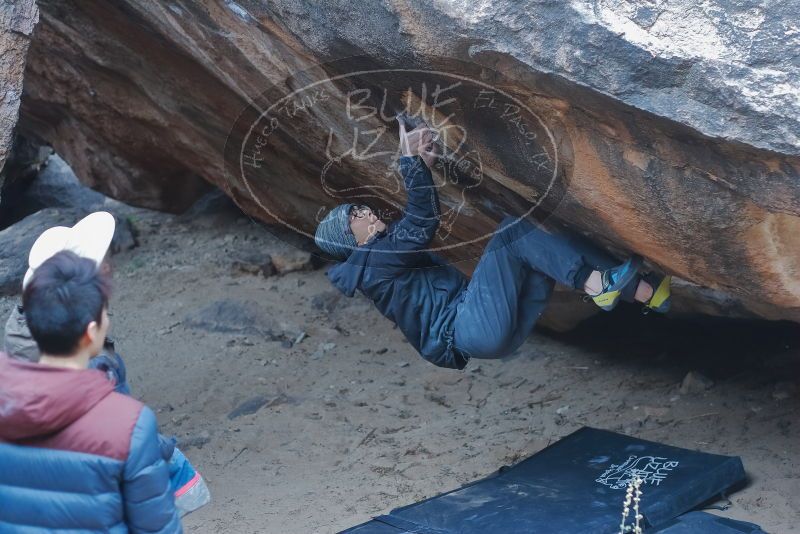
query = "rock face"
xmin=16 ymin=1 xmax=800 ymax=323
xmin=3 ymin=154 xmax=108 ymax=224
xmin=0 ymin=0 xmax=38 ymax=176
xmin=0 ymin=136 xmax=51 ymax=227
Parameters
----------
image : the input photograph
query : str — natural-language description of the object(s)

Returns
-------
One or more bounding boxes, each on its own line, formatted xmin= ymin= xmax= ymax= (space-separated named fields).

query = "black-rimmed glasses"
xmin=349 ymin=205 xmax=371 ymax=220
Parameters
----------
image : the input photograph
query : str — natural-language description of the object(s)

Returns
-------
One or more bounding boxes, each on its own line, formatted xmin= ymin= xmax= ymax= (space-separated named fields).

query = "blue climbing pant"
xmin=453 ymin=217 xmax=616 ymax=360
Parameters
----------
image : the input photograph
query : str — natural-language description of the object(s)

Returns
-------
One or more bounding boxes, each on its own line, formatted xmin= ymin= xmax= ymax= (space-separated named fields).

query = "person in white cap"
xmin=2 ymin=211 xmax=210 ymax=517
xmin=5 ymin=212 xmax=122 ymax=375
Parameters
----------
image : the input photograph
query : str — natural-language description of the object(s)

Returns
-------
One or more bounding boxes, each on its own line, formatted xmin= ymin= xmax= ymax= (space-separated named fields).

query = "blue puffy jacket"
xmin=327 ymin=156 xmax=469 ymax=368
xmin=0 ymin=354 xmax=182 ymax=533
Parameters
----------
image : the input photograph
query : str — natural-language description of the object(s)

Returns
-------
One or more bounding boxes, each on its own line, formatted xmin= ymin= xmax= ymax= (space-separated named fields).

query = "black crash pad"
xmin=341 ymin=427 xmax=746 ymax=534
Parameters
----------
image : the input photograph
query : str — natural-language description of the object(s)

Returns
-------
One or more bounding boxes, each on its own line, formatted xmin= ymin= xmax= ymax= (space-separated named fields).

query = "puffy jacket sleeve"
xmin=123 ymin=406 xmax=182 ymax=533
xmin=392 ymin=155 xmax=440 ymax=250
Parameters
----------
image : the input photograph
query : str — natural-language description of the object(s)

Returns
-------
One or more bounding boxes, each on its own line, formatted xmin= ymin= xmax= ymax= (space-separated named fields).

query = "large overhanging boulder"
xmin=17 ymin=1 xmax=800 ymax=323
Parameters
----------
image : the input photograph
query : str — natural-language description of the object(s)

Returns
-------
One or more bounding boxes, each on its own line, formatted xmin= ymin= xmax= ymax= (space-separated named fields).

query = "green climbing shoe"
xmin=590 ymin=255 xmax=643 ymax=311
xmin=641 ymin=272 xmax=672 ymax=314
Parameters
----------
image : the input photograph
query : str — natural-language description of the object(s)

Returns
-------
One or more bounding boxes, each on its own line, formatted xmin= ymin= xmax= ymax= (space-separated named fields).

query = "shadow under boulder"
xmin=544 ymin=302 xmax=800 ymax=382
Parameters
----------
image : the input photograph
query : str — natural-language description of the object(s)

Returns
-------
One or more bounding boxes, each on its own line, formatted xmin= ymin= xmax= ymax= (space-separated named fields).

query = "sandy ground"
xmin=3 ymin=204 xmax=798 ymax=533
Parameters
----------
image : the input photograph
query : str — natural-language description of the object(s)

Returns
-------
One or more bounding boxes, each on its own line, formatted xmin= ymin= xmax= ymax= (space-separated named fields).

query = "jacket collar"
xmin=0 ymin=353 xmax=114 ymax=441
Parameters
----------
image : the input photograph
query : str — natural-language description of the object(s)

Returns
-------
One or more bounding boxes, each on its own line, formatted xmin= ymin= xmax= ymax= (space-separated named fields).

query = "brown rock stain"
xmin=566 ymin=122 xmax=693 ymax=276
xmin=623 ymin=148 xmax=650 ymax=172
xmin=744 ymin=212 xmax=800 ymax=309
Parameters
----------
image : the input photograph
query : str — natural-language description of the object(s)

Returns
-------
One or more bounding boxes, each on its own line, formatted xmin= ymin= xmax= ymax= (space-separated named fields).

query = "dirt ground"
xmin=3 ymin=204 xmax=798 ymax=533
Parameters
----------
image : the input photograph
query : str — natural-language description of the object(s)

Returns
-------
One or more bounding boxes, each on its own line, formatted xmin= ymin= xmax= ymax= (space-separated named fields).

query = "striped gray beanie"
xmin=314 ymin=203 xmax=357 ymax=260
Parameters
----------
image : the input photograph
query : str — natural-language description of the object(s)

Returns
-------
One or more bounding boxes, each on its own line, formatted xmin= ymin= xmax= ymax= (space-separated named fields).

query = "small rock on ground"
xmin=680 ymin=371 xmax=715 ymax=395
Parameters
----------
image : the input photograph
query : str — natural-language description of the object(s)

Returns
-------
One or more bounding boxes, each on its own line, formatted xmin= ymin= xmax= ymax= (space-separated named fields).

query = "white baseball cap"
xmin=22 ymin=211 xmax=116 ymax=290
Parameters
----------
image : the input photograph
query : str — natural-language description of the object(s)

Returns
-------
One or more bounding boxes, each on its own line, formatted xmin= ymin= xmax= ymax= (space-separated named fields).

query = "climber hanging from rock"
xmin=314 ymin=118 xmax=672 ymax=369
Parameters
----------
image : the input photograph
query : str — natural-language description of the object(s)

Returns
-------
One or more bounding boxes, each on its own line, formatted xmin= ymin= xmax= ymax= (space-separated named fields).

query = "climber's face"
xmin=349 ymin=205 xmax=385 ymax=245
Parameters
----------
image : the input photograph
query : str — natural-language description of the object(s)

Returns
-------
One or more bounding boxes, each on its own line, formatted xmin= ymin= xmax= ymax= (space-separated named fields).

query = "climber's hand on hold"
xmin=398 ymin=120 xmax=410 ymax=156
xmin=418 ymin=128 xmax=439 ymax=169
xmin=399 ymin=122 xmax=439 ymax=169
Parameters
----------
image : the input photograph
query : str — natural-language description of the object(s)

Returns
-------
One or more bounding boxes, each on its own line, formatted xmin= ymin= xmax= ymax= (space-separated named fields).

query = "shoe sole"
xmin=645 ymin=274 xmax=672 ymax=313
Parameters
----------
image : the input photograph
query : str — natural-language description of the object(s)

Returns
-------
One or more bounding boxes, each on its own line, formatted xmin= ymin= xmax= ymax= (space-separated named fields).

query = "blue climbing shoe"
xmin=590 ymin=255 xmax=643 ymax=311
xmin=641 ymin=272 xmax=672 ymax=314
